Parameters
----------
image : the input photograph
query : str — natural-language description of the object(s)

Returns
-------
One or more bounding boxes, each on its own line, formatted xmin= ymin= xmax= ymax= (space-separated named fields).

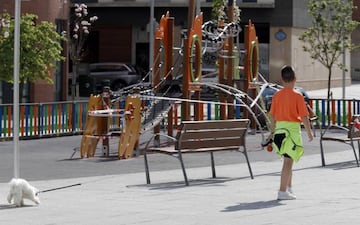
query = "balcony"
xmin=70 ymin=0 xmax=275 ymax=8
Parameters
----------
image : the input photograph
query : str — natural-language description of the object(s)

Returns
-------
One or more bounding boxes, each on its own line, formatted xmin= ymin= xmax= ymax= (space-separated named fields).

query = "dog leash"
xmin=36 ymin=183 xmax=82 ymax=196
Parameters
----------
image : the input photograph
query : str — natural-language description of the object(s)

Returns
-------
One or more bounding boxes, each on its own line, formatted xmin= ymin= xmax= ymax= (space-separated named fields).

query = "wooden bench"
xmin=143 ymin=119 xmax=254 ymax=186
xmin=320 ymin=115 xmax=360 ymax=167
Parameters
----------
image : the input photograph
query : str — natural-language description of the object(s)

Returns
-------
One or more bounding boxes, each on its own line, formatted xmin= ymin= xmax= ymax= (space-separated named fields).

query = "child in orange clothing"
xmin=269 ymin=66 xmax=313 ymax=200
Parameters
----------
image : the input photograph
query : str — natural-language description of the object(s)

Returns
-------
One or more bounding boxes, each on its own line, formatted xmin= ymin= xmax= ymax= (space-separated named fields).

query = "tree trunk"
xmin=326 ymin=67 xmax=332 ymax=127
xmin=71 ymin=62 xmax=78 ymax=101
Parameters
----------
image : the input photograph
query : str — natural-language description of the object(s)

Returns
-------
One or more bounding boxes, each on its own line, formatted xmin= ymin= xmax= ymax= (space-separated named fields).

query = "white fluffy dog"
xmin=7 ymin=178 xmax=40 ymax=207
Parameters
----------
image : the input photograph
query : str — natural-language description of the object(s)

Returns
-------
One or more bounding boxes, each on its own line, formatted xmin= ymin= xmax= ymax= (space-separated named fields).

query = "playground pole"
xmin=226 ymin=0 xmax=235 ymax=119
xmin=182 ymin=0 xmax=196 ymax=121
xmin=166 ymin=17 xmax=174 ymax=135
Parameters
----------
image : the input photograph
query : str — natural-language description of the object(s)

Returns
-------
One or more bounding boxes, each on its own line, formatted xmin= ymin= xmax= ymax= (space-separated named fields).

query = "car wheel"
xmin=112 ymin=81 xmax=126 ymax=91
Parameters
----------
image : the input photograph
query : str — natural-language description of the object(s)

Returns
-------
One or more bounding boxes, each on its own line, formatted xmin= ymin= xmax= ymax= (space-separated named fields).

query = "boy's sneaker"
xmin=277 ymin=191 xmax=296 ymax=200
xmin=287 ymin=187 xmax=294 ymax=195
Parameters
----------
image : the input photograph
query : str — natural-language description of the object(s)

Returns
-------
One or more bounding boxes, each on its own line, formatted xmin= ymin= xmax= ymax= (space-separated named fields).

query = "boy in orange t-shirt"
xmin=269 ymin=66 xmax=313 ymax=200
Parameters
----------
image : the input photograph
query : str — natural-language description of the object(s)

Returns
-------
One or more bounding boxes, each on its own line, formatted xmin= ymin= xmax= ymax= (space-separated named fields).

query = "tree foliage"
xmin=300 ymin=0 xmax=359 ymax=71
xmin=211 ymin=0 xmax=241 ymax=23
xmin=0 ymin=13 xmax=65 ymax=84
xmin=66 ymin=3 xmax=98 ymax=100
xmin=67 ymin=3 xmax=98 ymax=63
xmin=299 ymin=0 xmax=360 ymax=125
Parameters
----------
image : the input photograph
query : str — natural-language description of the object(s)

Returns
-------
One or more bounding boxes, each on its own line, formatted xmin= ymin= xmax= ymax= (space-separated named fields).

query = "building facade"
xmin=0 ymin=0 xmax=358 ymax=103
xmin=0 ymin=0 xmax=68 ymax=103
xmin=352 ymin=0 xmax=360 ymax=81
xmin=73 ymin=0 xmax=354 ymax=91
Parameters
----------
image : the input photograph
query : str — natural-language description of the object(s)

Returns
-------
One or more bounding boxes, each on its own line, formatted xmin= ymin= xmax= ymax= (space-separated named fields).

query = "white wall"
xmin=269 ymin=26 xmax=351 ymax=91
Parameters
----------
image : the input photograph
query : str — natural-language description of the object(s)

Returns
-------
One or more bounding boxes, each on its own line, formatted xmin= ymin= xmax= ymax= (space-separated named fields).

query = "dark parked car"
xmin=70 ymin=63 xmax=143 ymax=97
xmin=87 ymin=62 xmax=142 ymax=93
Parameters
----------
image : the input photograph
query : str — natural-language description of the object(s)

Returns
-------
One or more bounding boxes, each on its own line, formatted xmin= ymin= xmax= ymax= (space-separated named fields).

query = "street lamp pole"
xmin=13 ymin=0 xmax=21 ymax=178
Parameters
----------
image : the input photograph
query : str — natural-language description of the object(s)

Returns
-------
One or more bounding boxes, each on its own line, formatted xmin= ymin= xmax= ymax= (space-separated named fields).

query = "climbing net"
xmin=202 ymin=21 xmax=242 ymax=53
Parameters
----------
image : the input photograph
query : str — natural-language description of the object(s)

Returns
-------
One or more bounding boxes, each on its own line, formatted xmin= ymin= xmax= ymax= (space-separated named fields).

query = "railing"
xmin=310 ymin=98 xmax=360 ymax=127
xmin=0 ymin=100 xmax=124 ymax=140
xmin=1 ymin=98 xmax=359 ymax=141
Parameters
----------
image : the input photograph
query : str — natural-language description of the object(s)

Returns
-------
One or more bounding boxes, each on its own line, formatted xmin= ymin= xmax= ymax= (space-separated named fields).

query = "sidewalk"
xmin=307 ymin=81 xmax=360 ymax=99
xmin=0 ymin=145 xmax=359 ymax=225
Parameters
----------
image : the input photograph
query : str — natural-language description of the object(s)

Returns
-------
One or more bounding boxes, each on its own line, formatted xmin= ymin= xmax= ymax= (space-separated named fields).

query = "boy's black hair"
xmin=281 ymin=65 xmax=295 ymax=83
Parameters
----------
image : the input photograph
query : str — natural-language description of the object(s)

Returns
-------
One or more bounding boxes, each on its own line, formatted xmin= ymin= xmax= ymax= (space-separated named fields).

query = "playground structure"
xmin=79 ymin=8 xmax=270 ymax=159
xmin=80 ymin=94 xmax=141 ymax=158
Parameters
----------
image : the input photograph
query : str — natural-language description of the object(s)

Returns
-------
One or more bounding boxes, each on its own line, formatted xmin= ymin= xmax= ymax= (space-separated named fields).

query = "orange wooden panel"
xmin=34 ymin=105 xmax=38 ymax=135
xmin=20 ymin=105 xmax=25 ymax=136
xmin=7 ymin=106 xmax=12 ymax=136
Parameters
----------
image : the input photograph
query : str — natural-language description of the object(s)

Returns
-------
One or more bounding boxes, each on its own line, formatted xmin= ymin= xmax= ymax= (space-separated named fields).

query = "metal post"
xmin=149 ymin=0 xmax=155 ymax=83
xmin=342 ymin=0 xmax=348 ymax=99
xmin=196 ymin=0 xmax=201 ymax=15
xmin=342 ymin=44 xmax=346 ymax=99
xmin=13 ymin=0 xmax=21 ymax=178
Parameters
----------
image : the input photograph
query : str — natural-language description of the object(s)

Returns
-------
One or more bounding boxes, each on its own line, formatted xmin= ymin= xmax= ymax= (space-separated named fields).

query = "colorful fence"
xmin=1 ymin=98 xmax=359 ymax=141
xmin=167 ymin=98 xmax=360 ymax=128
xmin=310 ymin=98 xmax=360 ymax=127
xmin=0 ymin=100 xmax=124 ymax=140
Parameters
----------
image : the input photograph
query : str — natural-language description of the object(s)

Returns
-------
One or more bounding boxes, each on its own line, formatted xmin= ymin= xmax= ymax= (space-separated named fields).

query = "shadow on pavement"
xmin=127 ymin=176 xmax=252 ymax=190
xmin=0 ymin=204 xmax=35 ymax=210
xmin=127 ymin=162 xmax=358 ymax=190
xmin=222 ymin=200 xmax=284 ymax=212
xmin=320 ymin=160 xmax=359 ymax=170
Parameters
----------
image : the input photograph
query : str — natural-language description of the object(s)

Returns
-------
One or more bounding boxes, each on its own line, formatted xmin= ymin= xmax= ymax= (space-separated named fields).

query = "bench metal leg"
xmin=177 ymin=152 xmax=189 ymax=186
xmin=210 ymin=152 xmax=216 ymax=178
xmin=242 ymin=146 xmax=254 ymax=179
xmin=143 ymin=150 xmax=151 ymax=184
xmin=358 ymin=140 xmax=360 ymax=165
xmin=319 ymin=139 xmax=326 ymax=166
xmin=350 ymin=141 xmax=359 ymax=167
xmin=70 ymin=147 xmax=79 ymax=159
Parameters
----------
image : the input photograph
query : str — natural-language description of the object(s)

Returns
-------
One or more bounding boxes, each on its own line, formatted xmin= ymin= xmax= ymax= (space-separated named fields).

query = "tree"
xmin=0 ymin=15 xmax=10 ymax=39
xmin=299 ymin=0 xmax=360 ymax=125
xmin=0 ymin=13 xmax=65 ymax=99
xmin=66 ymin=3 xmax=98 ymax=100
xmin=211 ymin=0 xmax=241 ymax=23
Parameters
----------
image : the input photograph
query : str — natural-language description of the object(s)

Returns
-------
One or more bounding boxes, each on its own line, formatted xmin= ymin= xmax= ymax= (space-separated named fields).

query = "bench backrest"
xmin=175 ymin=119 xmax=250 ymax=150
xmin=349 ymin=115 xmax=360 ymax=138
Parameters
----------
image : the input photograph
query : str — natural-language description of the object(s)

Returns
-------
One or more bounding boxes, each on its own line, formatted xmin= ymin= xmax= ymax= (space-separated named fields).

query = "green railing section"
xmin=1 ymin=98 xmax=360 ymax=140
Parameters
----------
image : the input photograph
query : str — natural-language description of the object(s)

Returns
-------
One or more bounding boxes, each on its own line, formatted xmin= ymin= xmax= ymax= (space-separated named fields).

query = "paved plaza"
xmin=0 ymin=84 xmax=360 ymax=224
xmin=0 ymin=132 xmax=360 ymax=224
